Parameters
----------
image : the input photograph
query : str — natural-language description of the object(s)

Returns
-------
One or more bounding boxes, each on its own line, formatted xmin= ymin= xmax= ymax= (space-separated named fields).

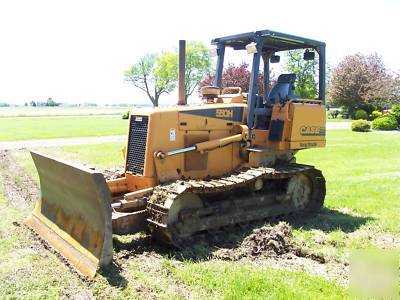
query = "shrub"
xmin=351 ymin=120 xmax=370 ymax=132
xmin=327 ymin=110 xmax=339 ymax=119
xmin=392 ymin=104 xmax=400 ymax=114
xmin=355 ymin=109 xmax=368 ymax=120
xmin=371 ymin=115 xmax=398 ymax=130
xmin=391 ymin=104 xmax=400 ymax=124
xmin=122 ymin=111 xmax=130 ymax=119
xmin=368 ymin=110 xmax=382 ymax=120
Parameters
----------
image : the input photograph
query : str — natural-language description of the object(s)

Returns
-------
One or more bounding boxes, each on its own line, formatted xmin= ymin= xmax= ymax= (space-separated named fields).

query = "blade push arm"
xmin=156 ymin=125 xmax=249 ymax=159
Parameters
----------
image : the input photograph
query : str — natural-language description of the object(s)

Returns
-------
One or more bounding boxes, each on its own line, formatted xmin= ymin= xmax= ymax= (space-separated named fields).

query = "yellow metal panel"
xmin=289 ymin=102 xmax=326 ymax=144
xmin=26 ymin=152 xmax=113 ymax=279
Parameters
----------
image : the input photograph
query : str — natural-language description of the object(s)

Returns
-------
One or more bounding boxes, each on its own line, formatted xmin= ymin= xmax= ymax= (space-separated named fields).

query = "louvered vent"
xmin=126 ymin=115 xmax=148 ymax=174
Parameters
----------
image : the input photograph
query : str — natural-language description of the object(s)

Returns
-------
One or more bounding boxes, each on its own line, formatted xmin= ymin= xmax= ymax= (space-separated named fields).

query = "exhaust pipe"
xmin=178 ymin=40 xmax=186 ymax=105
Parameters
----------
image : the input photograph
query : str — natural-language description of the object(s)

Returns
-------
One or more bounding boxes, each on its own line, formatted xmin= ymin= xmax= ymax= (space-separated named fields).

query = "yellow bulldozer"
xmin=26 ymin=29 xmax=327 ymax=278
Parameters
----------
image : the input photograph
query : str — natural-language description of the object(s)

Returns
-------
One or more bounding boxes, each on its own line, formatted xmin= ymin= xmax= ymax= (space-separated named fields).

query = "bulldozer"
xmin=26 ymin=29 xmax=327 ymax=278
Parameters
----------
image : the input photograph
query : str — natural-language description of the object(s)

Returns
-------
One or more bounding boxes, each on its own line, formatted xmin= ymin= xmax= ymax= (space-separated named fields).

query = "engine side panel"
xmin=126 ymin=104 xmax=247 ymax=183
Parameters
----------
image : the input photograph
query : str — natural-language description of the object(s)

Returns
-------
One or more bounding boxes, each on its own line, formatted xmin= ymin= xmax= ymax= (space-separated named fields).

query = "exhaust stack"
xmin=178 ymin=40 xmax=186 ymax=105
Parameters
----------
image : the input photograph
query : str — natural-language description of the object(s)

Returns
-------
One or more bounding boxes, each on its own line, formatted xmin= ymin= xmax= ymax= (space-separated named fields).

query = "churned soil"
xmin=213 ymin=222 xmax=325 ymax=263
xmin=0 ymin=150 xmax=39 ymax=207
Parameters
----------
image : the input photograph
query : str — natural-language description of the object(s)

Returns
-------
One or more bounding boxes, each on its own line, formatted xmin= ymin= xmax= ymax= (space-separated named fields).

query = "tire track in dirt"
xmin=0 ymin=150 xmax=39 ymax=207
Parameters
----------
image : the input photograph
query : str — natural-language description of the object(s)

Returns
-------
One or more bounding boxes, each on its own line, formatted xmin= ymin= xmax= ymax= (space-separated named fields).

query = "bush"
xmin=122 ymin=111 xmax=130 ymax=119
xmin=351 ymin=120 xmax=370 ymax=132
xmin=391 ymin=104 xmax=400 ymax=124
xmin=368 ymin=110 xmax=382 ymax=120
xmin=327 ymin=110 xmax=339 ymax=119
xmin=371 ymin=115 xmax=398 ymax=130
xmin=392 ymin=104 xmax=400 ymax=114
xmin=355 ymin=109 xmax=368 ymax=120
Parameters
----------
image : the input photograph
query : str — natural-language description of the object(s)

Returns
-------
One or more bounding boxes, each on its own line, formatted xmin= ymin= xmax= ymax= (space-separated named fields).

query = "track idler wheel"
xmin=286 ymin=168 xmax=325 ymax=212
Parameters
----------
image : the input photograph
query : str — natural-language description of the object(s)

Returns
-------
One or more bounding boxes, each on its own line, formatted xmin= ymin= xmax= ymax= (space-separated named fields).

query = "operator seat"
xmin=268 ymin=73 xmax=297 ymax=104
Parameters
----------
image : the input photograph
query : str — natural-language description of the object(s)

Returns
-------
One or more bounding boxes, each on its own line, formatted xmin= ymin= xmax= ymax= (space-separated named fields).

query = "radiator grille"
xmin=126 ymin=115 xmax=148 ymax=174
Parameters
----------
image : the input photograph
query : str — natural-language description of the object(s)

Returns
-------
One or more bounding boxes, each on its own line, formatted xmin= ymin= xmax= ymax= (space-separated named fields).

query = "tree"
xmin=328 ymin=53 xmax=391 ymax=116
xmin=30 ymin=100 xmax=36 ymax=107
xmin=199 ymin=62 xmax=266 ymax=93
xmin=161 ymin=41 xmax=212 ymax=100
xmin=124 ymin=53 xmax=176 ymax=107
xmin=385 ymin=72 xmax=400 ymax=106
xmin=284 ymin=49 xmax=318 ymax=99
xmin=182 ymin=41 xmax=212 ymax=99
xmin=46 ymin=97 xmax=57 ymax=106
xmin=124 ymin=41 xmax=211 ymax=106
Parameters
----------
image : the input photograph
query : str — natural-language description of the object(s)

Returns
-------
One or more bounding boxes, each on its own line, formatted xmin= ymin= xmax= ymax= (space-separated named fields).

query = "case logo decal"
xmin=300 ymin=126 xmax=326 ymax=136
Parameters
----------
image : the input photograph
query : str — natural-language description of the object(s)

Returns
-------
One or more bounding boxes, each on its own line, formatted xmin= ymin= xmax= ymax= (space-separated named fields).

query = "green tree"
xmin=124 ymin=53 xmax=176 ymax=107
xmin=125 ymin=42 xmax=211 ymax=106
xmin=46 ymin=97 xmax=57 ymax=106
xmin=182 ymin=41 xmax=212 ymax=100
xmin=161 ymin=41 xmax=212 ymax=100
xmin=284 ymin=49 xmax=318 ymax=99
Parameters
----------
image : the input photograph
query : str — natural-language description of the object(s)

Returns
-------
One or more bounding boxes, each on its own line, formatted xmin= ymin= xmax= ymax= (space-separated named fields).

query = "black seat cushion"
xmin=268 ymin=73 xmax=297 ymax=103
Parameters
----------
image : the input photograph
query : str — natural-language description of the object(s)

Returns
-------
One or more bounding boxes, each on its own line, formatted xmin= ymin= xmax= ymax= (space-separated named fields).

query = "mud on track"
xmin=0 ymin=150 xmax=39 ymax=207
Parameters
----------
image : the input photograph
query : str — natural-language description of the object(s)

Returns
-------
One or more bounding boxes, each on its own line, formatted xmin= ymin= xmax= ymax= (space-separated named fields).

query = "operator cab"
xmin=208 ymin=29 xmax=326 ymax=130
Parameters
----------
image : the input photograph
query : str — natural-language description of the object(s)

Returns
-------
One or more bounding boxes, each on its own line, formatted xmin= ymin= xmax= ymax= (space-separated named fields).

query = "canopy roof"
xmin=211 ymin=29 xmax=325 ymax=52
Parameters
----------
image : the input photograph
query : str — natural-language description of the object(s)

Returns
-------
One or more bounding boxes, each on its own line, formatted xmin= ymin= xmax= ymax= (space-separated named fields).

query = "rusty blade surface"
xmin=25 ymin=151 xmax=113 ymax=278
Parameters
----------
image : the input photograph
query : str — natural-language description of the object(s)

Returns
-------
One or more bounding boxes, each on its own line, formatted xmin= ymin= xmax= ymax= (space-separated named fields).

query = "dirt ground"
xmin=107 ymin=218 xmax=350 ymax=291
xmin=0 ymin=150 xmax=39 ymax=207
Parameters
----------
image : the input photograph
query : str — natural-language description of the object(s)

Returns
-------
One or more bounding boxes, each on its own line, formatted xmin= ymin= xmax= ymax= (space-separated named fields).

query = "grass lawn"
xmin=174 ymin=261 xmax=346 ymax=299
xmin=13 ymin=142 xmax=125 ymax=183
xmin=297 ymin=130 xmax=400 ymax=234
xmin=1 ymin=129 xmax=399 ymax=298
xmin=0 ymin=115 xmax=128 ymax=141
xmin=0 ymin=106 xmax=132 ymax=117
xmin=326 ymin=118 xmax=352 ymax=122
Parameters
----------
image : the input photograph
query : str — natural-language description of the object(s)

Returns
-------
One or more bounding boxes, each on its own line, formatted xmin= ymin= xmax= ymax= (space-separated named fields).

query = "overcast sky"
xmin=0 ymin=0 xmax=398 ymax=105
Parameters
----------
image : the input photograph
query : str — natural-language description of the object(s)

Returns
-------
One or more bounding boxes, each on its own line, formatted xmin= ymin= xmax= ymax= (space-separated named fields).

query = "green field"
xmin=326 ymin=118 xmax=352 ymax=122
xmin=298 ymin=130 xmax=400 ymax=232
xmin=0 ymin=115 xmax=128 ymax=141
xmin=1 ymin=129 xmax=399 ymax=298
xmin=0 ymin=106 xmax=133 ymax=117
xmin=13 ymin=142 xmax=125 ymax=183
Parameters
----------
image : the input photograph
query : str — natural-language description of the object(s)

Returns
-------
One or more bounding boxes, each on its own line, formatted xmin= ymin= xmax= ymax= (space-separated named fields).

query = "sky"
xmin=0 ymin=0 xmax=399 ymax=105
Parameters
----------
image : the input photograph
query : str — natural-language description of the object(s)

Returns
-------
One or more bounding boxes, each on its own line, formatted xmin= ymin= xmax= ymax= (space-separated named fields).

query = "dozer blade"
xmin=26 ymin=151 xmax=113 ymax=278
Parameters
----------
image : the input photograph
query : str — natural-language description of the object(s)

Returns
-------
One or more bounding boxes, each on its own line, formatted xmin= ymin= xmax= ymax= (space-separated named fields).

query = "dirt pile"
xmin=213 ymin=222 xmax=293 ymax=260
xmin=213 ymin=222 xmax=325 ymax=263
xmin=241 ymin=222 xmax=293 ymax=257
